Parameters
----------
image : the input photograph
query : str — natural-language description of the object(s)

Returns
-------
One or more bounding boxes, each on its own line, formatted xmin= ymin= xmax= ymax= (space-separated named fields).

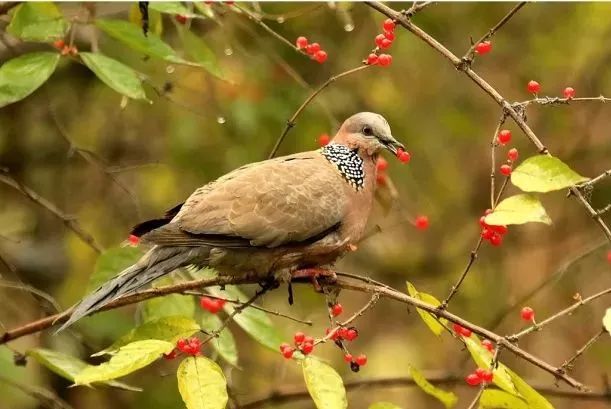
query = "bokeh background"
xmin=1 ymin=2 xmax=610 ymax=408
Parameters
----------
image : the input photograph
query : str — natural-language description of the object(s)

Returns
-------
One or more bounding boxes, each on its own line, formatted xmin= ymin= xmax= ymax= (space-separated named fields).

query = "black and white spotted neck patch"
xmin=321 ymin=143 xmax=365 ymax=190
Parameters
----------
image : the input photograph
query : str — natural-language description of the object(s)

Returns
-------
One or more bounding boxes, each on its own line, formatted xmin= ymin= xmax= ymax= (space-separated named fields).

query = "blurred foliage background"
xmin=1 ymin=2 xmax=610 ymax=408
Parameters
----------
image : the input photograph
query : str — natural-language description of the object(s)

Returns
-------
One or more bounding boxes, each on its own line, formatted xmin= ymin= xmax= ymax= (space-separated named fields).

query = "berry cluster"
xmin=474 ymin=40 xmax=492 ymax=55
xmin=364 ymin=19 xmax=396 ymax=67
xmin=318 ymin=133 xmax=330 ymax=147
xmin=295 ymin=36 xmax=328 ymax=64
xmin=496 ymin=129 xmax=519 ymax=176
xmin=479 ymin=209 xmax=508 ymax=247
xmin=327 ymin=326 xmax=359 ymax=342
xmin=396 ymin=148 xmax=411 ymax=163
xmin=165 ymin=337 xmax=202 ymax=359
xmin=452 ymin=323 xmax=472 ymax=338
xmin=280 ymin=332 xmax=316 ymax=359
xmin=200 ymin=297 xmax=226 ymax=314
xmin=520 ymin=306 xmax=535 ymax=322
xmin=344 ymin=353 xmax=368 ymax=372
xmin=53 ymin=39 xmax=77 ymax=56
xmin=465 ymin=367 xmax=494 ymax=386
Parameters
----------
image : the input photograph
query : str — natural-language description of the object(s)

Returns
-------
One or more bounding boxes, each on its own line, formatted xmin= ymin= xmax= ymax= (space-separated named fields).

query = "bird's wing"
xmin=145 ymin=152 xmax=347 ymax=248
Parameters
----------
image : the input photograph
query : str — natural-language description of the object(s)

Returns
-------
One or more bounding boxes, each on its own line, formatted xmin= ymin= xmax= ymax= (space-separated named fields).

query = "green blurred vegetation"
xmin=1 ymin=2 xmax=610 ymax=409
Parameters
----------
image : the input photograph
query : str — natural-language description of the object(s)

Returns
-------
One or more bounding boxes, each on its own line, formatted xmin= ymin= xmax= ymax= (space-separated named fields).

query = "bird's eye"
xmin=362 ymin=126 xmax=373 ymax=136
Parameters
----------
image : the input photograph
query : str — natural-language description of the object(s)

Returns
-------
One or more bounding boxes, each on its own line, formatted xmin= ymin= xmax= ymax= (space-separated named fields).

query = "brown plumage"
xmin=58 ymin=112 xmax=405 ymax=331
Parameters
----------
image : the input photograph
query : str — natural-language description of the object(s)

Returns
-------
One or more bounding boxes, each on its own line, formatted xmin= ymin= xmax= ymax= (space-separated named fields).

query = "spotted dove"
xmin=59 ymin=112 xmax=405 ymax=331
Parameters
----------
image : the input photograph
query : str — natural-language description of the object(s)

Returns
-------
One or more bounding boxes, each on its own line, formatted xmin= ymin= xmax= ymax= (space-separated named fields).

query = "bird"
xmin=57 ymin=112 xmax=405 ymax=332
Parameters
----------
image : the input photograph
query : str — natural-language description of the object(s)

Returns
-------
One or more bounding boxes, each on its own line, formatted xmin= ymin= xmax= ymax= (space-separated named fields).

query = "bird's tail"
xmin=56 ymin=246 xmax=196 ymax=333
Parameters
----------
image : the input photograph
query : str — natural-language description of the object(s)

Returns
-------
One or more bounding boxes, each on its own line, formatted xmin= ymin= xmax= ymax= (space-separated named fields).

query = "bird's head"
xmin=334 ymin=112 xmax=405 ymax=156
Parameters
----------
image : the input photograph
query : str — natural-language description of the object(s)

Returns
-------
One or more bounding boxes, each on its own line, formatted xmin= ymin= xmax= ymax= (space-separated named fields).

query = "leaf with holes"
xmin=207 ymin=285 xmax=283 ymax=351
xmin=80 ymin=53 xmax=148 ymax=101
xmin=93 ymin=316 xmax=200 ymax=356
xmin=0 ymin=52 xmax=59 ymax=108
xmin=74 ymin=340 xmax=174 ymax=385
xmin=95 ymin=19 xmax=197 ymax=66
xmin=479 ymin=390 xmax=528 ymax=409
xmin=302 ymin=357 xmax=347 ymax=409
xmin=463 ymin=335 xmax=519 ymax=396
xmin=88 ymin=246 xmax=143 ymax=292
xmin=200 ymin=312 xmax=238 ymax=366
xmin=409 ymin=365 xmax=457 ymax=408
xmin=177 ymin=356 xmax=228 ymax=409
xmin=406 ymin=282 xmax=447 ymax=336
xmin=511 ymin=155 xmax=589 ymax=193
xmin=27 ymin=348 xmax=140 ymax=391
xmin=7 ymin=2 xmax=67 ymax=42
xmin=484 ymin=194 xmax=551 ymax=226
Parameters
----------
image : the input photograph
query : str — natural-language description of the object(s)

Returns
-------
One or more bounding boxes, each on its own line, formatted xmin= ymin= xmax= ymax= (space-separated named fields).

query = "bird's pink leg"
xmin=292 ymin=268 xmax=337 ymax=292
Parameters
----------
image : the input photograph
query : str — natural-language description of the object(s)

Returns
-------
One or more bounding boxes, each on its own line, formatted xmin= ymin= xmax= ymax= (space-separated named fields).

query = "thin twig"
xmin=558 ymin=328 xmax=606 ymax=375
xmin=268 ymin=64 xmax=372 ymax=158
xmin=315 ymin=293 xmax=380 ymax=345
xmin=182 ymin=290 xmax=312 ymax=325
xmin=0 ymin=281 xmax=61 ymax=312
xmin=515 ymin=96 xmax=611 ymax=108
xmin=439 ymin=238 xmax=483 ymax=309
xmin=507 ymin=288 xmax=611 ymax=340
xmin=0 ymin=173 xmax=102 ymax=253
xmin=580 ymin=169 xmax=611 ymax=187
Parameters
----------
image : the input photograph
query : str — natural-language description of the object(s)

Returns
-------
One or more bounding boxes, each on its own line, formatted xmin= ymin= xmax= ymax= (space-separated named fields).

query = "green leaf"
xmin=409 ymin=365 xmax=457 ymax=408
xmin=80 ymin=52 xmax=147 ymax=100
xmin=177 ymin=356 xmax=228 ymax=409
xmin=302 ymin=357 xmax=348 ymax=409
xmin=504 ymin=367 xmax=554 ymax=409
xmin=95 ymin=19 xmax=197 ymax=66
xmin=181 ymin=28 xmax=224 ymax=80
xmin=74 ymin=340 xmax=174 ymax=385
xmin=0 ymin=52 xmax=59 ymax=108
xmin=94 ymin=316 xmax=200 ymax=356
xmin=604 ymin=308 xmax=611 ymax=335
xmin=406 ymin=282 xmax=447 ymax=336
xmin=27 ymin=348 xmax=140 ymax=391
xmin=7 ymin=2 xmax=67 ymax=42
xmin=207 ymin=285 xmax=283 ymax=352
xmin=479 ymin=390 xmax=528 ymax=409
xmin=150 ymin=2 xmax=198 ymax=17
xmin=463 ymin=335 xmax=519 ymax=396
xmin=484 ymin=194 xmax=551 ymax=226
xmin=200 ymin=312 xmax=238 ymax=366
xmin=511 ymin=155 xmax=589 ymax=193
xmin=88 ymin=246 xmax=143 ymax=292
xmin=369 ymin=403 xmax=402 ymax=409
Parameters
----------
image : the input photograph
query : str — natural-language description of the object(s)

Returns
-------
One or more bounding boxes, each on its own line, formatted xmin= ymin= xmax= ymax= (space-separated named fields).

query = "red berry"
xmin=481 ymin=339 xmax=494 ymax=352
xmin=481 ymin=228 xmax=493 ymax=240
xmin=53 ymin=39 xmax=65 ymax=49
xmin=306 ymin=43 xmax=320 ymax=55
xmin=366 ymin=53 xmax=379 ymax=65
xmin=466 ymin=373 xmax=481 ymax=386
xmin=474 ymin=41 xmax=492 ymax=55
xmin=489 ymin=233 xmax=503 ymax=246
xmin=453 ymin=323 xmax=471 ymax=337
xmin=527 ymin=80 xmax=541 ymax=94
xmin=355 ymin=354 xmax=367 ymax=366
xmin=396 ymin=148 xmax=410 ymax=163
xmin=303 ymin=336 xmax=315 ymax=344
xmin=380 ymin=38 xmax=392 ymax=49
xmin=163 ymin=349 xmax=177 ymax=360
xmin=294 ymin=332 xmax=305 ymax=344
xmin=499 ymin=164 xmax=512 ymax=176
xmin=343 ymin=353 xmax=353 ymax=362
xmin=200 ymin=297 xmax=222 ymax=313
xmin=301 ymin=342 xmax=314 ymax=355
xmin=318 ymin=133 xmax=330 ymax=147
xmin=563 ymin=87 xmax=575 ymax=99
xmin=475 ymin=368 xmax=494 ymax=382
xmin=461 ymin=327 xmax=472 ymax=337
xmin=383 ymin=18 xmax=395 ymax=32
xmin=508 ymin=148 xmax=519 ymax=162
xmin=376 ymin=173 xmax=387 ymax=186
xmin=331 ymin=303 xmax=343 ymax=317
xmin=344 ymin=328 xmax=358 ymax=341
xmin=128 ymin=234 xmax=139 ymax=246
xmin=375 ymin=34 xmax=386 ymax=48
xmin=175 ymin=14 xmax=188 ymax=24
xmin=177 ymin=339 xmax=187 ymax=350
xmin=313 ymin=50 xmax=328 ymax=64
xmin=279 ymin=342 xmax=291 ymax=352
xmin=376 ymin=157 xmax=389 ymax=171
xmin=215 ymin=299 xmax=226 ymax=309
xmin=282 ymin=347 xmax=295 ymax=359
xmin=489 ymin=224 xmax=508 ymax=235
xmin=415 ymin=215 xmax=429 ymax=230
xmin=377 ymin=54 xmax=392 ymax=67
xmin=296 ymin=36 xmax=308 ymax=49
xmin=497 ymin=129 xmax=512 ymax=145
xmin=384 ymin=30 xmax=395 ymax=41
xmin=521 ymin=306 xmax=535 ymax=321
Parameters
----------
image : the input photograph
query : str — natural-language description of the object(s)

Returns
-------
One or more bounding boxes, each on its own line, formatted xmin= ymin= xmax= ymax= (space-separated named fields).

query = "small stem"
xmin=558 ymin=328 xmax=606 ymax=374
xmin=439 ymin=238 xmax=483 ymax=310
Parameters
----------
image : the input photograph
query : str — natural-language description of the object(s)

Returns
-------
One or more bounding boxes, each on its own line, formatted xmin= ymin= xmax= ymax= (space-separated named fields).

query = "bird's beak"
xmin=382 ymin=137 xmax=406 ymax=155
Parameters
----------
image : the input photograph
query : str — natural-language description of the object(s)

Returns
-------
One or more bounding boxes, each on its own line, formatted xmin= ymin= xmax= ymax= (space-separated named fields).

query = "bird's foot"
xmin=292 ymin=268 xmax=337 ymax=292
